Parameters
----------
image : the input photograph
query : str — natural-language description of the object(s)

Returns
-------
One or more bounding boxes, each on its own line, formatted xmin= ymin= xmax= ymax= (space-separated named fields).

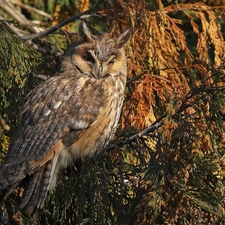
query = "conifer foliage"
xmin=1 ymin=0 xmax=225 ymax=224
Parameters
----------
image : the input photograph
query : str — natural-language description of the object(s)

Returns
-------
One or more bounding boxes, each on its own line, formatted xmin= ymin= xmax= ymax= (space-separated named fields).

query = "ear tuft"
xmin=79 ymin=21 xmax=93 ymax=43
xmin=117 ymin=29 xmax=132 ymax=48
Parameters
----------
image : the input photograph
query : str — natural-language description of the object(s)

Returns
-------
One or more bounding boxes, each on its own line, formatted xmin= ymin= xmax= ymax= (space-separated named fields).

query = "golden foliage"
xmin=79 ymin=0 xmax=90 ymax=12
xmin=104 ymin=1 xmax=225 ymax=131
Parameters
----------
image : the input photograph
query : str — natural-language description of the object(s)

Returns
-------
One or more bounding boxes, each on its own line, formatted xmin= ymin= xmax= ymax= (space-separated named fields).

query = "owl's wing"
xmin=0 ymin=74 xmax=108 ymax=192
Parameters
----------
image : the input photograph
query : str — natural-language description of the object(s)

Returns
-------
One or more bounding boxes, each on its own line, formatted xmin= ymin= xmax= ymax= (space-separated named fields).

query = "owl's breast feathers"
xmin=0 ymin=72 xmax=126 ymax=214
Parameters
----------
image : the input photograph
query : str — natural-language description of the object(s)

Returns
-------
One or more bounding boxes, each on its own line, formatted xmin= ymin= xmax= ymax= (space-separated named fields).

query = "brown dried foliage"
xmin=104 ymin=1 xmax=225 ymax=130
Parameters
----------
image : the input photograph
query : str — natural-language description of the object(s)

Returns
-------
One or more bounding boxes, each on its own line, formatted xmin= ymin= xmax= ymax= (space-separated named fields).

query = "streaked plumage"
xmin=0 ymin=22 xmax=131 ymax=216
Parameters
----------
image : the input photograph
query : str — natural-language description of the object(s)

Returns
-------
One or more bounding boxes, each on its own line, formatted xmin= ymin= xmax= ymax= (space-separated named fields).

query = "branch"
xmin=107 ymin=118 xmax=164 ymax=151
xmin=0 ymin=0 xmax=40 ymax=33
xmin=21 ymin=0 xmax=103 ymax=40
xmin=126 ymin=120 xmax=164 ymax=142
xmin=0 ymin=16 xmax=24 ymax=37
xmin=10 ymin=0 xmax=52 ymax=19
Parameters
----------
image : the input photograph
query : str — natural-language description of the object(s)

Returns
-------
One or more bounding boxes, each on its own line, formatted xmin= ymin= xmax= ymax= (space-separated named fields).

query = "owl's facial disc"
xmin=72 ymin=44 xmax=125 ymax=80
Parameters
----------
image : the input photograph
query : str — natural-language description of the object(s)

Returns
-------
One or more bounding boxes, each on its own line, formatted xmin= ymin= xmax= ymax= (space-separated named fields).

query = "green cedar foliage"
xmin=0 ymin=21 xmax=42 ymax=155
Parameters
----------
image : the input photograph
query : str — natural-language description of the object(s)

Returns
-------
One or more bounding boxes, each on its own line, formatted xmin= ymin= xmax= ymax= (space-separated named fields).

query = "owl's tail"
xmin=20 ymin=155 xmax=59 ymax=215
xmin=0 ymin=139 xmax=64 ymax=215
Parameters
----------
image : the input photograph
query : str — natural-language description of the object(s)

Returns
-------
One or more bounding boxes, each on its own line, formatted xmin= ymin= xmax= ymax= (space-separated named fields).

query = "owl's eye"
xmin=83 ymin=53 xmax=95 ymax=63
xmin=108 ymin=60 xmax=115 ymax=65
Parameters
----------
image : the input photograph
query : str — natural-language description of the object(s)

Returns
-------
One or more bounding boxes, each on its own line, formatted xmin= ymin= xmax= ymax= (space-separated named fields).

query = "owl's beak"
xmin=92 ymin=63 xmax=104 ymax=79
xmin=98 ymin=65 xmax=103 ymax=78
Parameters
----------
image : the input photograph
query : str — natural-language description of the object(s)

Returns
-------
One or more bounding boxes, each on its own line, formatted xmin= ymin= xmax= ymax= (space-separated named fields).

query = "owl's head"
xmin=63 ymin=22 xmax=131 ymax=79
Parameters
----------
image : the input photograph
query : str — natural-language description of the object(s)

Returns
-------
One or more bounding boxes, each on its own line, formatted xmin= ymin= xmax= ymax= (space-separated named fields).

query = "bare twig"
xmin=126 ymin=120 xmax=164 ymax=143
xmin=0 ymin=16 xmax=24 ymax=37
xmin=0 ymin=0 xmax=40 ymax=33
xmin=107 ymin=118 xmax=164 ymax=151
xmin=21 ymin=0 xmax=103 ymax=40
xmin=0 ymin=0 xmax=27 ymax=24
xmin=10 ymin=0 xmax=52 ymax=19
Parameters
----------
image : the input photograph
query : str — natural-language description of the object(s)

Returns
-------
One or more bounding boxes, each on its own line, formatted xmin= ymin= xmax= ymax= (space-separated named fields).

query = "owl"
xmin=0 ymin=22 xmax=131 ymax=216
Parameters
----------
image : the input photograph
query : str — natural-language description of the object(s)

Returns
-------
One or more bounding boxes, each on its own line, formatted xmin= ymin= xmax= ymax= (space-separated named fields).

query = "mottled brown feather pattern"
xmin=0 ymin=22 xmax=131 ymax=216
